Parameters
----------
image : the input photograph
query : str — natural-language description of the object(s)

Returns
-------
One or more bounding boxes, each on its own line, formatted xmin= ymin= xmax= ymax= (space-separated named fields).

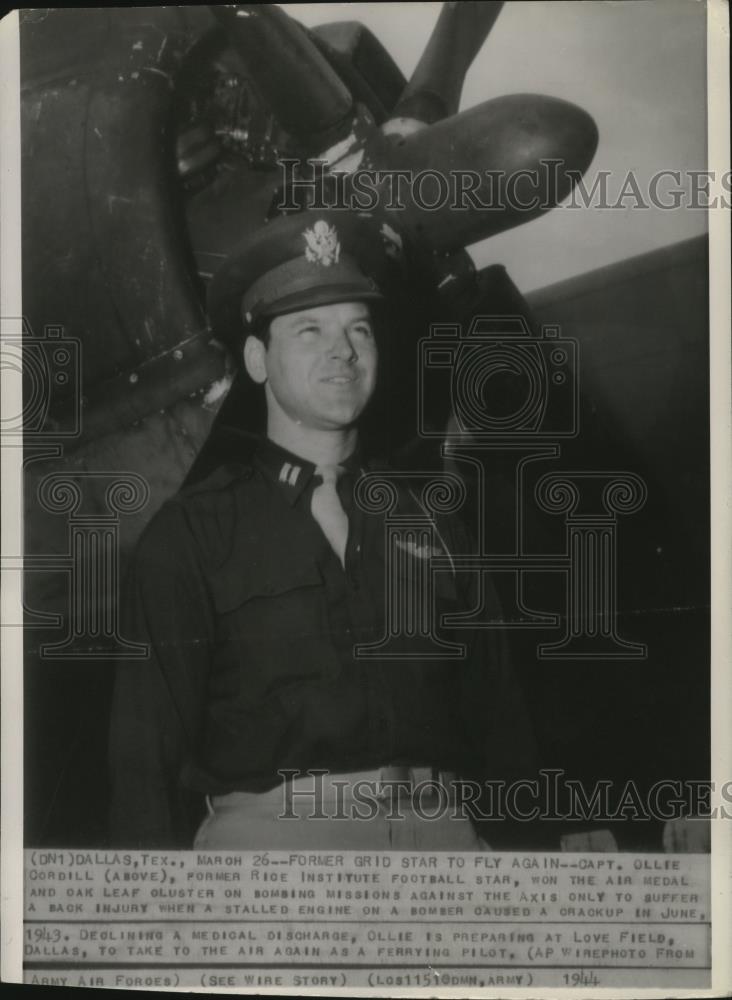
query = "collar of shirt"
xmin=254 ymin=436 xmax=365 ymax=507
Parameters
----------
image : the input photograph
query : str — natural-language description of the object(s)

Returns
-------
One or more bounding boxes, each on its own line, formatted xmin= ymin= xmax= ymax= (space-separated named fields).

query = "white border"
xmin=1 ymin=0 xmax=730 ymax=994
xmin=707 ymin=0 xmax=732 ymax=995
xmin=0 ymin=8 xmax=24 ymax=987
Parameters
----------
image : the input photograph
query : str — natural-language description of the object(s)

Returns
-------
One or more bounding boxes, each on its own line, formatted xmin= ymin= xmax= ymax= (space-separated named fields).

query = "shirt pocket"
xmin=369 ymin=539 xmax=466 ymax=661
xmin=209 ymin=560 xmax=339 ymax=703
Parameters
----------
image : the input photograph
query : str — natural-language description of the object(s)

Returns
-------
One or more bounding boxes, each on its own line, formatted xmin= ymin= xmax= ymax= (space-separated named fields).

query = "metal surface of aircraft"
xmin=17 ymin=4 xmax=708 ymax=849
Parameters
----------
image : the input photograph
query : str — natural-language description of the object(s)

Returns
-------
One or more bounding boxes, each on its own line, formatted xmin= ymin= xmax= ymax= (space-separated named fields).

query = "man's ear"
xmin=243 ymin=334 xmax=267 ymax=384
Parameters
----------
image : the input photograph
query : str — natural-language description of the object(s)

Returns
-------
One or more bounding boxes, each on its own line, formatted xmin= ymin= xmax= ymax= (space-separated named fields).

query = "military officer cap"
xmin=208 ymin=209 xmax=405 ymax=350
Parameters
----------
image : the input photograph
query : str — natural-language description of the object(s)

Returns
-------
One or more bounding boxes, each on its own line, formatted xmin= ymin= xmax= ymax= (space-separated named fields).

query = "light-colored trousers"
xmin=194 ymin=769 xmax=490 ymax=851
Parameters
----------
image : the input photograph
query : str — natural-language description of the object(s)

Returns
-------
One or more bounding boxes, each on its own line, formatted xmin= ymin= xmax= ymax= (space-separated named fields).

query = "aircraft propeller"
xmin=207 ymin=2 xmax=599 ymax=253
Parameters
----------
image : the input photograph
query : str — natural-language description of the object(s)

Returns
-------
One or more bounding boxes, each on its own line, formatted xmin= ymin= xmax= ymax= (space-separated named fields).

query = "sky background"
xmin=281 ymin=0 xmax=708 ymax=294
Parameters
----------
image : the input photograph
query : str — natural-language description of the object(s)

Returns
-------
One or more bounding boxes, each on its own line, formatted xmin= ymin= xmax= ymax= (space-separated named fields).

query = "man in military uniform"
xmin=109 ymin=209 xmax=537 ymax=850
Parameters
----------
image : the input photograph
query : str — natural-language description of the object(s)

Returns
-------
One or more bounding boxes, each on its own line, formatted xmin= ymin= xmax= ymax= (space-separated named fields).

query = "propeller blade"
xmin=378 ymin=94 xmax=599 ymax=252
xmin=393 ymin=1 xmax=504 ymax=124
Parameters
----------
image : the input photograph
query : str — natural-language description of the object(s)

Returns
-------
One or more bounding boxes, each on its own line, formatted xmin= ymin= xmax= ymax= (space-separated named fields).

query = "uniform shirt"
xmin=109 ymin=437 xmax=537 ymax=847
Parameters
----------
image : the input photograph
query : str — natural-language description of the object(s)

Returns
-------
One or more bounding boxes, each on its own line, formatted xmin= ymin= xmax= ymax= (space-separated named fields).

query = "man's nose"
xmin=327 ymin=327 xmax=357 ymax=361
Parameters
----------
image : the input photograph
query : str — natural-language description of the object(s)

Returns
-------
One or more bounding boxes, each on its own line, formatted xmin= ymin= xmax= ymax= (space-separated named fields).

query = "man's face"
xmin=244 ymin=301 xmax=378 ymax=431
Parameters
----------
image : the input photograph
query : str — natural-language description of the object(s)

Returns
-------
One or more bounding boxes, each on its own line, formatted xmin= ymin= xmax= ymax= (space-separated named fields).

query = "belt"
xmin=301 ymin=767 xmax=458 ymax=802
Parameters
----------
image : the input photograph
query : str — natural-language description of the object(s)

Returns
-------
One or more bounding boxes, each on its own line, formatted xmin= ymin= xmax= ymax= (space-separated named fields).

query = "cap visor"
xmin=258 ymin=282 xmax=384 ymax=320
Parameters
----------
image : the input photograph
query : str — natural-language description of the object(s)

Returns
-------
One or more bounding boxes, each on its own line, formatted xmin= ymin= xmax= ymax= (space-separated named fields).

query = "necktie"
xmin=311 ymin=465 xmax=349 ymax=566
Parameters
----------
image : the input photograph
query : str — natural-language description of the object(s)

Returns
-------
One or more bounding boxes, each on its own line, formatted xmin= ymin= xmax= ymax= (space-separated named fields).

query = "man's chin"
xmin=311 ymin=406 xmax=365 ymax=432
xmin=311 ymin=397 xmax=371 ymax=428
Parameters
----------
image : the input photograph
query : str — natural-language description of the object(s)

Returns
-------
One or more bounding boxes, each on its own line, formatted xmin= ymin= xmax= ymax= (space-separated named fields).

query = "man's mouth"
xmin=321 ymin=374 xmax=357 ymax=384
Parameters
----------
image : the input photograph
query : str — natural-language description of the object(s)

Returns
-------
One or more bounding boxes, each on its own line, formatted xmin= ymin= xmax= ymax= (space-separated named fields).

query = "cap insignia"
xmin=303 ymin=220 xmax=341 ymax=268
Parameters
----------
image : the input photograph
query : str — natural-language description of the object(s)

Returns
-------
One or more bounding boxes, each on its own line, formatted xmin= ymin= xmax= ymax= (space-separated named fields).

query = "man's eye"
xmin=298 ymin=325 xmax=320 ymax=336
xmin=352 ymin=324 xmax=374 ymax=338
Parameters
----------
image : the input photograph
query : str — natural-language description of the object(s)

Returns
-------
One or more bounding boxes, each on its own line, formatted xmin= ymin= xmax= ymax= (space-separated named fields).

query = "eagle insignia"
xmin=303 ymin=220 xmax=341 ymax=267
